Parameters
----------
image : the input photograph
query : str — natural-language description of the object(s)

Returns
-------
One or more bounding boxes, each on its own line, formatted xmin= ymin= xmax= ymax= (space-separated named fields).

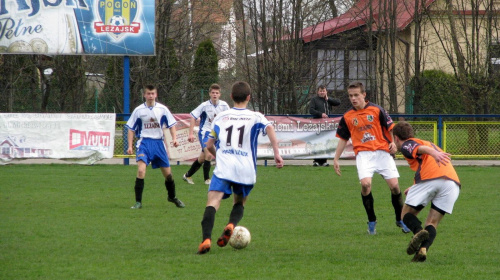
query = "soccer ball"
xmin=109 ymin=15 xmax=126 ymax=26
xmin=229 ymin=226 xmax=251 ymax=249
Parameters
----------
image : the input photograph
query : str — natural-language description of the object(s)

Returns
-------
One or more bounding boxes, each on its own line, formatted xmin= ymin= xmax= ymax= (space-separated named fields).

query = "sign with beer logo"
xmin=0 ymin=0 xmax=155 ymax=55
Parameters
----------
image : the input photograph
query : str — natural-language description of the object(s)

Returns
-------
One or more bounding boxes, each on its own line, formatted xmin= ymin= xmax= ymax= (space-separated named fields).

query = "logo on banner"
xmin=93 ymin=0 xmax=140 ymax=41
xmin=69 ymin=129 xmax=112 ymax=151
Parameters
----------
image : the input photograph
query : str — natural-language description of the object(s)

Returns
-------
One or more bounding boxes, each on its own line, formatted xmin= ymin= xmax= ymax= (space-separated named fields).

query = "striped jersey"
xmin=209 ymin=108 xmax=271 ymax=185
xmin=401 ymin=138 xmax=461 ymax=186
xmin=336 ymin=102 xmax=394 ymax=155
xmin=190 ymin=100 xmax=230 ymax=137
xmin=125 ymin=102 xmax=177 ymax=139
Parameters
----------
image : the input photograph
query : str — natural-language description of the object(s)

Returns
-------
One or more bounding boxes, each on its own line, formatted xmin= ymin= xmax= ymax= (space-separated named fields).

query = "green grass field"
xmin=1 ymin=164 xmax=499 ymax=279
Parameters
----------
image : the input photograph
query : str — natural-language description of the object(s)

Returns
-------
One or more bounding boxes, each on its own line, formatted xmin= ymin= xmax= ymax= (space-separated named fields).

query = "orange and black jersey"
xmin=336 ymin=102 xmax=394 ymax=155
xmin=401 ymin=138 xmax=461 ymax=186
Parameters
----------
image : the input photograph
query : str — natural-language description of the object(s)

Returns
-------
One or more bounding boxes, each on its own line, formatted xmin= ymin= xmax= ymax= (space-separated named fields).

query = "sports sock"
xmin=362 ymin=192 xmax=376 ymax=222
xmin=201 ymin=206 xmax=217 ymax=240
xmin=228 ymin=202 xmax=244 ymax=226
xmin=391 ymin=192 xmax=404 ymax=221
xmin=203 ymin=161 xmax=211 ymax=180
xmin=186 ymin=160 xmax=202 ymax=177
xmin=165 ymin=175 xmax=176 ymax=200
xmin=421 ymin=225 xmax=436 ymax=250
xmin=402 ymin=213 xmax=423 ymax=234
xmin=134 ymin=178 xmax=144 ymax=203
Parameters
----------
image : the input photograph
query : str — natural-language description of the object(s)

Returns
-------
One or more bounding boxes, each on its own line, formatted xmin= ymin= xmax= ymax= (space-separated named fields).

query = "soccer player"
xmin=333 ymin=81 xmax=410 ymax=234
xmin=197 ymin=81 xmax=284 ymax=254
xmin=126 ymin=85 xmax=185 ymax=209
xmin=183 ymin=84 xmax=230 ymax=185
xmin=393 ymin=121 xmax=460 ymax=262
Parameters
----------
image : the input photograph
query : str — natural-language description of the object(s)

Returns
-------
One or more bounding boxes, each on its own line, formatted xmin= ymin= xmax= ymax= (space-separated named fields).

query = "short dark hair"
xmin=393 ymin=121 xmax=414 ymax=141
xmin=209 ymin=83 xmax=221 ymax=91
xmin=145 ymin=85 xmax=157 ymax=91
xmin=231 ymin=81 xmax=251 ymax=103
xmin=317 ymin=85 xmax=327 ymax=91
xmin=348 ymin=81 xmax=365 ymax=93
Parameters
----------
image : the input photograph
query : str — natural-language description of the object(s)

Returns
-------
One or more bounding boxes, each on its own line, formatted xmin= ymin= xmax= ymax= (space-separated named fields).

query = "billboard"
xmin=0 ymin=0 xmax=155 ymax=55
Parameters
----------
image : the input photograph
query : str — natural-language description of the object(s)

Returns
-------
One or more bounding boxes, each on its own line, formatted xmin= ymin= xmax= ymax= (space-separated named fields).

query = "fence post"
xmin=123 ymin=56 xmax=130 ymax=165
xmin=438 ymin=115 xmax=443 ymax=148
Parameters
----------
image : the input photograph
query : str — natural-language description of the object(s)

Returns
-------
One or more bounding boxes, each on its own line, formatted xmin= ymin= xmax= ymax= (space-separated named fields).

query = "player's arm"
xmin=388 ymin=129 xmax=397 ymax=154
xmin=166 ymin=126 xmax=179 ymax=148
xmin=417 ymin=145 xmax=451 ymax=166
xmin=127 ymin=129 xmax=135 ymax=155
xmin=187 ymin=117 xmax=197 ymax=142
xmin=333 ymin=138 xmax=347 ymax=176
xmin=265 ymin=125 xmax=284 ymax=168
xmin=206 ymin=137 xmax=216 ymax=158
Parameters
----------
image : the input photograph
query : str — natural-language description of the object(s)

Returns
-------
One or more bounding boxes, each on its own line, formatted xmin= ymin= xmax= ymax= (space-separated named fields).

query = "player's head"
xmin=317 ymin=85 xmax=327 ymax=98
xmin=209 ymin=83 xmax=221 ymax=101
xmin=143 ymin=85 xmax=158 ymax=102
xmin=393 ymin=121 xmax=414 ymax=149
xmin=347 ymin=81 xmax=366 ymax=109
xmin=231 ymin=81 xmax=251 ymax=103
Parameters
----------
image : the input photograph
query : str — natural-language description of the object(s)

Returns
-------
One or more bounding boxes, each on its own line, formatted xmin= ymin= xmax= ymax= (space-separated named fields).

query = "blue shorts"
xmin=136 ymin=138 xmax=170 ymax=169
xmin=209 ymin=174 xmax=254 ymax=199
xmin=199 ymin=131 xmax=210 ymax=149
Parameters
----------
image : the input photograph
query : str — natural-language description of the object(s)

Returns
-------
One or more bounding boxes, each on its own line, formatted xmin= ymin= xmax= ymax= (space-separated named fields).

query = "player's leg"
xmin=131 ymin=160 xmax=147 ymax=209
xmin=385 ymin=177 xmax=410 ymax=233
xmin=198 ymin=190 xmax=225 ymax=254
xmin=356 ymin=151 xmax=378 ymax=234
xmin=202 ymin=148 xmax=213 ymax=184
xmin=183 ymin=152 xmax=204 ymax=184
xmin=218 ymin=185 xmax=250 ymax=247
xmin=161 ymin=167 xmax=185 ymax=208
xmin=411 ymin=206 xmax=445 ymax=262
xmin=402 ymin=203 xmax=429 ymax=257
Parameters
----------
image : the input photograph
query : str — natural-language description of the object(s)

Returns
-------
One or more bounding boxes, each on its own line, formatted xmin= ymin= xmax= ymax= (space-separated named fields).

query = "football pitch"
xmin=1 ymin=164 xmax=499 ymax=279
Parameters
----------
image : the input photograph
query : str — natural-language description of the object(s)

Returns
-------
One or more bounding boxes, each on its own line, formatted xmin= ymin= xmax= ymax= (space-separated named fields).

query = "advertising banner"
xmin=165 ymin=115 xmax=354 ymax=162
xmin=0 ymin=0 xmax=155 ymax=55
xmin=0 ymin=113 xmax=116 ymax=164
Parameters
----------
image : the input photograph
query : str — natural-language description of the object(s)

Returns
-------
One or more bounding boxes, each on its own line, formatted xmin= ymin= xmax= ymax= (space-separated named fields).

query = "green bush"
xmin=409 ymin=70 xmax=465 ymax=114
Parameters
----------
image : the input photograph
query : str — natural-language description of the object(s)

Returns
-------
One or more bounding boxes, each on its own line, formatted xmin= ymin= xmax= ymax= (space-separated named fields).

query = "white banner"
xmin=0 ymin=113 xmax=115 ymax=165
xmin=164 ymin=115 xmax=354 ymax=161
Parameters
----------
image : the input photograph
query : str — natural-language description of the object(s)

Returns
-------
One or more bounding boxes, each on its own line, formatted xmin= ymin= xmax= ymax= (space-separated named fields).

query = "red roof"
xmin=301 ymin=0 xmax=437 ymax=43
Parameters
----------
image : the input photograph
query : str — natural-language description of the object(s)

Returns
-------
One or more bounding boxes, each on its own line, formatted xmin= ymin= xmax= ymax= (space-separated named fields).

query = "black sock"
xmin=228 ymin=203 xmax=244 ymax=226
xmin=362 ymin=192 xmax=376 ymax=222
xmin=201 ymin=206 xmax=217 ymax=240
xmin=165 ymin=176 xmax=176 ymax=200
xmin=421 ymin=225 xmax=436 ymax=250
xmin=134 ymin=178 xmax=144 ymax=203
xmin=186 ymin=160 xmax=202 ymax=177
xmin=391 ymin=192 xmax=404 ymax=221
xmin=402 ymin=213 xmax=423 ymax=234
xmin=203 ymin=161 xmax=211 ymax=180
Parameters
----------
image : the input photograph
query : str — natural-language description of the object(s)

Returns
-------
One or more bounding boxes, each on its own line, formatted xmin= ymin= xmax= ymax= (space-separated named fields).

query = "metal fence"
xmin=113 ymin=114 xmax=500 ymax=159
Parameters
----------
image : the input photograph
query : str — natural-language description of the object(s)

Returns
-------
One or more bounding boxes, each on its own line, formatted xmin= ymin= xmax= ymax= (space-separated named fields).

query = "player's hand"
xmin=188 ymin=134 xmax=195 ymax=143
xmin=333 ymin=160 xmax=341 ymax=176
xmin=404 ymin=187 xmax=412 ymax=195
xmin=127 ymin=147 xmax=133 ymax=155
xmin=172 ymin=140 xmax=179 ymax=148
xmin=433 ymin=151 xmax=451 ymax=166
xmin=321 ymin=113 xmax=328 ymax=118
xmin=389 ymin=142 xmax=397 ymax=154
xmin=275 ymin=156 xmax=284 ymax=169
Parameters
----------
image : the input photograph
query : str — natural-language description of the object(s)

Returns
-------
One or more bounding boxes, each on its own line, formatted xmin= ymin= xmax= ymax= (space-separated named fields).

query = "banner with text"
xmin=0 ymin=0 xmax=155 ymax=55
xmin=164 ymin=115 xmax=354 ymax=161
xmin=0 ymin=113 xmax=116 ymax=164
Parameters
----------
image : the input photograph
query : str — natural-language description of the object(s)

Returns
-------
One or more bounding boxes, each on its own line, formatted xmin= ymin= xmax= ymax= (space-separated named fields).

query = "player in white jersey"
xmin=183 ymin=84 xmax=230 ymax=185
xmin=197 ymin=81 xmax=284 ymax=254
xmin=126 ymin=85 xmax=185 ymax=210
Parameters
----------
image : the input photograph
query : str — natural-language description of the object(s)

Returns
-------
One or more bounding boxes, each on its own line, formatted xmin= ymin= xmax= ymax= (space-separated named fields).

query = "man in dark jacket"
xmin=309 ymin=85 xmax=341 ymax=166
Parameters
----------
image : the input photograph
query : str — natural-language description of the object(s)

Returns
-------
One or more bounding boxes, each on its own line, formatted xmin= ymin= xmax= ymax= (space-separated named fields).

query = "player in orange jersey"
xmin=393 ymin=121 xmax=460 ymax=262
xmin=333 ymin=81 xmax=409 ymax=235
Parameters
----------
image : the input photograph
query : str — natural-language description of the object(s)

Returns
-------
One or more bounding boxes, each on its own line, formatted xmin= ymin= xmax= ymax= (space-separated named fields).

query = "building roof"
xmin=301 ymin=0 xmax=437 ymax=43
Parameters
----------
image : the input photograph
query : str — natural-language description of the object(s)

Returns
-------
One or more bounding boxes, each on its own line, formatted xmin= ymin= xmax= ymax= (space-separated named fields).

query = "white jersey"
xmin=209 ymin=108 xmax=271 ymax=185
xmin=126 ymin=102 xmax=177 ymax=139
xmin=190 ymin=100 xmax=230 ymax=136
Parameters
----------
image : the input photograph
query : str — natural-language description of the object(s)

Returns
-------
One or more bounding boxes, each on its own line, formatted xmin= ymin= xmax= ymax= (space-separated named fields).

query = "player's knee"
xmin=166 ymin=174 xmax=173 ymax=182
